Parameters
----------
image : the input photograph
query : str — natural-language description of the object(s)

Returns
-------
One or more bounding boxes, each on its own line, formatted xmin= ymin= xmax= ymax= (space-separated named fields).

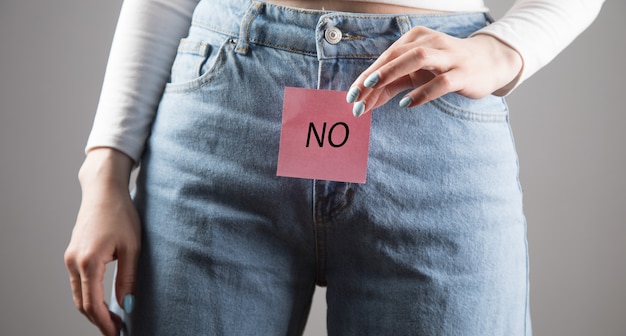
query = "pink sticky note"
xmin=277 ymin=87 xmax=372 ymax=183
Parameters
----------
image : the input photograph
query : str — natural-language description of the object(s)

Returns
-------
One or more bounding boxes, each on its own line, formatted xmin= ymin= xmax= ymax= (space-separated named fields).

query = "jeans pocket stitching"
xmin=165 ymin=37 xmax=233 ymax=94
xmin=430 ymin=95 xmax=509 ymax=123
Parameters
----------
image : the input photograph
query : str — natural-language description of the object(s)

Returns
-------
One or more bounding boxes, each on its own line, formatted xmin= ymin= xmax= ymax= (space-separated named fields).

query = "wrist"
xmin=470 ymin=33 xmax=523 ymax=96
xmin=78 ymin=148 xmax=134 ymax=192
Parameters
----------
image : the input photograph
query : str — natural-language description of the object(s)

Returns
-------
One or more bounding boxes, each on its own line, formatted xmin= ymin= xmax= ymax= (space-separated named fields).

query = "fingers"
xmin=405 ymin=70 xmax=467 ymax=108
xmin=65 ymin=249 xmax=120 ymax=336
xmin=348 ymin=50 xmax=451 ymax=116
xmin=66 ymin=261 xmax=86 ymax=316
xmin=348 ymin=50 xmax=452 ymax=115
xmin=356 ymin=71 xmax=435 ymax=114
xmin=82 ymin=272 xmax=119 ymax=336
xmin=369 ymin=44 xmax=453 ymax=89
xmin=65 ymin=165 xmax=143 ymax=335
xmin=115 ymin=243 xmax=140 ymax=315
xmin=347 ymin=27 xmax=462 ymax=116
xmin=351 ymin=26 xmax=444 ymax=87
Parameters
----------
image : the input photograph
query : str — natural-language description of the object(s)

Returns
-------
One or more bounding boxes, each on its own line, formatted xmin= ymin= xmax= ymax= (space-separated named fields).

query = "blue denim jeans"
xmin=113 ymin=0 xmax=531 ymax=334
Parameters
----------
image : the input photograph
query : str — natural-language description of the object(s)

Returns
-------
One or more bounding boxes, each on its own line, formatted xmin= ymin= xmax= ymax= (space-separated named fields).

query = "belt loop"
xmin=396 ymin=16 xmax=411 ymax=36
xmin=484 ymin=12 xmax=495 ymax=24
xmin=236 ymin=1 xmax=264 ymax=55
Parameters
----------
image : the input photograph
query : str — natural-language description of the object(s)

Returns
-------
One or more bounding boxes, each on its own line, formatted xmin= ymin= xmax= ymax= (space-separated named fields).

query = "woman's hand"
xmin=346 ymin=27 xmax=523 ymax=116
xmin=64 ymin=148 xmax=141 ymax=336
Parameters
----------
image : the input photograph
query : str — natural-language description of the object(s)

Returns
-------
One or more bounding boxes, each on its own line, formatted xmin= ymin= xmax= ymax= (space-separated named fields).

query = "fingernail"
xmin=399 ymin=96 xmax=412 ymax=108
xmin=123 ymin=294 xmax=135 ymax=314
xmin=364 ymin=72 xmax=380 ymax=88
xmin=353 ymin=101 xmax=366 ymax=117
xmin=346 ymin=87 xmax=360 ymax=103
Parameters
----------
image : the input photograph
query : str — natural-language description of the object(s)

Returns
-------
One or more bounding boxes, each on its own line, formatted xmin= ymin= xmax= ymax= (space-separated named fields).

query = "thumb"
xmin=115 ymin=248 xmax=139 ymax=314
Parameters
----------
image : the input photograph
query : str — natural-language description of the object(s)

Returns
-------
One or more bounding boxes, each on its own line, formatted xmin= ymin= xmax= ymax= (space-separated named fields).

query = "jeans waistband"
xmin=190 ymin=0 xmax=489 ymax=58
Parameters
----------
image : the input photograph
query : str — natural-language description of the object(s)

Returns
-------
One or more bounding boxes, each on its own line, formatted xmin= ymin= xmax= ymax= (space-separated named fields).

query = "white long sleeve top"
xmin=86 ymin=0 xmax=604 ymax=162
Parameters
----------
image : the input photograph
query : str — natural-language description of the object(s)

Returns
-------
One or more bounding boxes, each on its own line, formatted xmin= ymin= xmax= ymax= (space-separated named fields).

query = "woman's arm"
xmin=86 ymin=0 xmax=199 ymax=163
xmin=65 ymin=1 xmax=198 ymax=334
xmin=65 ymin=148 xmax=139 ymax=335
xmin=347 ymin=0 xmax=605 ymax=115
xmin=474 ymin=0 xmax=605 ymax=95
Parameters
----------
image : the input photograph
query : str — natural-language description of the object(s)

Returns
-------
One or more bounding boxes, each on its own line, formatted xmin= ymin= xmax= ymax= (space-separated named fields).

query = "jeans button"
xmin=324 ymin=27 xmax=342 ymax=44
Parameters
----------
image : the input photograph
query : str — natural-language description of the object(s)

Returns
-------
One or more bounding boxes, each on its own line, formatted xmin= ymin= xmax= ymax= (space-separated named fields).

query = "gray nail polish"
xmin=123 ymin=294 xmax=135 ymax=314
xmin=353 ymin=101 xmax=366 ymax=117
xmin=399 ymin=96 xmax=412 ymax=108
xmin=346 ymin=87 xmax=360 ymax=103
xmin=364 ymin=72 xmax=380 ymax=88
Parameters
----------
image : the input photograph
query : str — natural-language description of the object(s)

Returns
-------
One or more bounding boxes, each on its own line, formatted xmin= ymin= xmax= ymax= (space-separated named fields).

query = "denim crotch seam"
xmin=312 ymin=179 xmax=328 ymax=286
xmin=312 ymin=180 xmax=357 ymax=286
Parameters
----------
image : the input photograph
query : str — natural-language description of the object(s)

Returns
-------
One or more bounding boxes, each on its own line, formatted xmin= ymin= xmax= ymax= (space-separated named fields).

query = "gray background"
xmin=0 ymin=0 xmax=624 ymax=335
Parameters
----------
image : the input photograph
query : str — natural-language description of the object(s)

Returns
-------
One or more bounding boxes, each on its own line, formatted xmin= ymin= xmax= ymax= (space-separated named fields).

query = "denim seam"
xmin=341 ymin=34 xmax=364 ymax=41
xmin=164 ymin=40 xmax=233 ymax=94
xmin=190 ymin=22 xmax=319 ymax=56
xmin=524 ymin=229 xmax=531 ymax=336
xmin=191 ymin=22 xmax=239 ymax=38
xmin=250 ymin=39 xmax=318 ymax=56
xmin=319 ymin=54 xmax=380 ymax=59
xmin=312 ymin=180 xmax=328 ymax=286
xmin=322 ymin=12 xmax=482 ymax=20
xmin=430 ymin=98 xmax=508 ymax=123
xmin=177 ymin=39 xmax=210 ymax=55
xmin=260 ymin=0 xmax=481 ymax=18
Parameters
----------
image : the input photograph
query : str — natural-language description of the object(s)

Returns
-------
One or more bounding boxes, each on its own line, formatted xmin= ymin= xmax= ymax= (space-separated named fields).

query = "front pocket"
xmin=431 ymin=92 xmax=509 ymax=123
xmin=165 ymin=37 xmax=231 ymax=93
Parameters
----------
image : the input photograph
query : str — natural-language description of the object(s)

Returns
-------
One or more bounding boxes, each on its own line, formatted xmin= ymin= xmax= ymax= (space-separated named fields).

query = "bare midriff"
xmin=265 ymin=0 xmax=443 ymax=14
